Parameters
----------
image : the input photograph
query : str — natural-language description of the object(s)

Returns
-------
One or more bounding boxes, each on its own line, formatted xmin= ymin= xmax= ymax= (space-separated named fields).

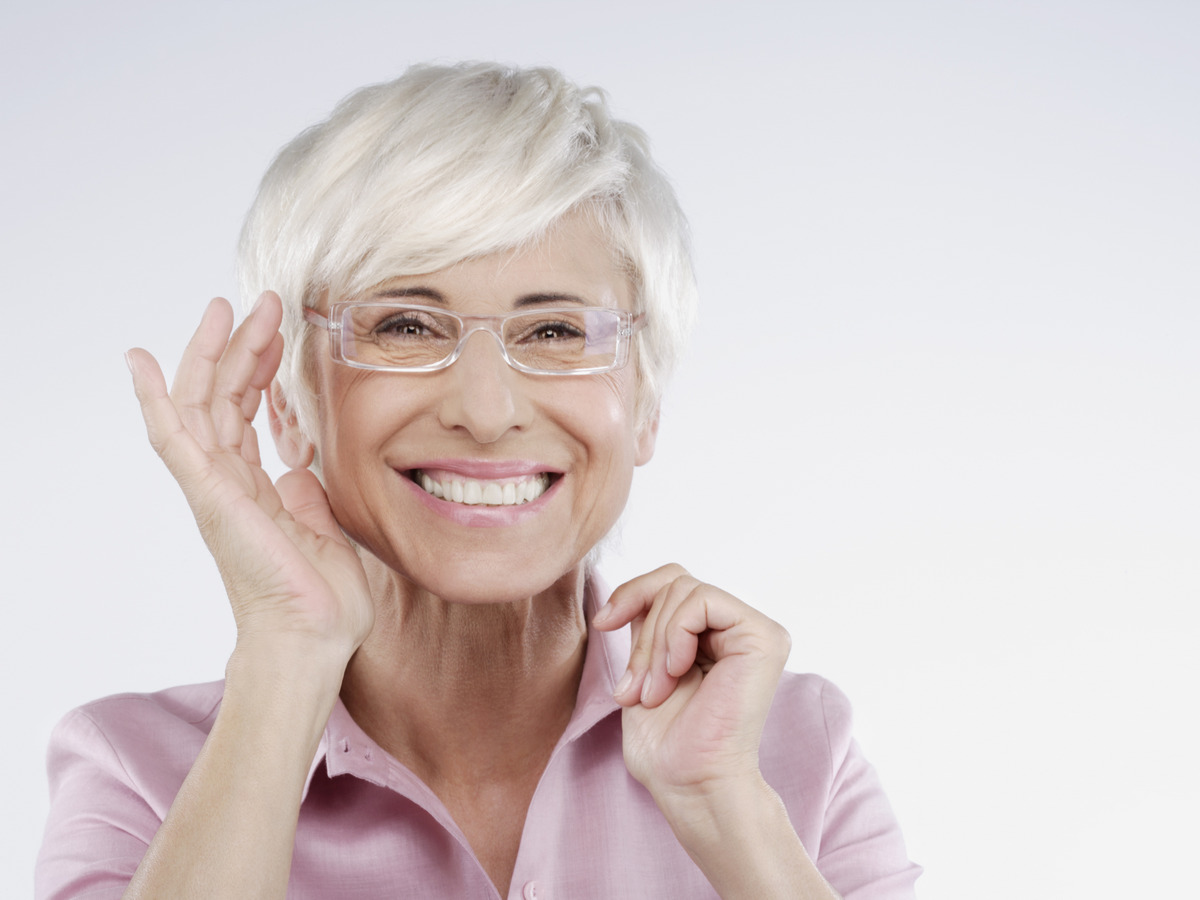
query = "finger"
xmin=617 ymin=572 xmax=702 ymax=708
xmin=627 ymin=610 xmax=644 ymax=654
xmin=128 ymin=346 xmax=222 ymax=488
xmin=683 ymin=596 xmax=793 ymax=724
xmin=170 ymin=297 xmax=236 ymax=450
xmin=210 ymin=293 xmax=284 ymax=450
xmin=663 ymin=587 xmax=708 ymax=678
xmin=701 ymin=598 xmax=791 ymax=675
xmin=593 ymin=562 xmax=691 ymax=631
xmin=640 ymin=575 xmax=704 ymax=707
xmin=613 ymin=580 xmax=669 ymax=706
xmin=242 ymin=418 xmax=262 ymax=468
xmin=229 ymin=328 xmax=283 ymax=468
xmin=275 ymin=468 xmax=346 ymax=544
xmin=239 ymin=330 xmax=285 ymax=423
xmin=660 ymin=583 xmax=760 ymax=678
xmin=604 ymin=564 xmax=694 ymax=705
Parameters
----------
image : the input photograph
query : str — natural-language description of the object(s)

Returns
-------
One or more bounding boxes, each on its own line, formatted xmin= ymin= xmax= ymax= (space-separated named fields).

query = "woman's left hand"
xmin=592 ymin=564 xmax=792 ymax=808
xmin=595 ymin=567 xmax=840 ymax=898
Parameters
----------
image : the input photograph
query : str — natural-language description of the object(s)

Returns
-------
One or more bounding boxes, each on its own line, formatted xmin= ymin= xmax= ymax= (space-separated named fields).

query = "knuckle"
xmin=776 ymin=621 xmax=792 ymax=650
xmin=665 ymin=573 xmax=702 ymax=603
xmin=657 ymin=562 xmax=690 ymax=579
xmin=768 ymin=620 xmax=792 ymax=656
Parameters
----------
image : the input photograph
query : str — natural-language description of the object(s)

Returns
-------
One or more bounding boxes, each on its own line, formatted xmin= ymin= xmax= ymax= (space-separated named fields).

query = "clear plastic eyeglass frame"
xmin=303 ymin=302 xmax=646 ymax=376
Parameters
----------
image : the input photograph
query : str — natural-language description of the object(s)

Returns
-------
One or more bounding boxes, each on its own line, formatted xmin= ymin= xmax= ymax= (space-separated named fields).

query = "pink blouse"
xmin=37 ymin=595 xmax=921 ymax=899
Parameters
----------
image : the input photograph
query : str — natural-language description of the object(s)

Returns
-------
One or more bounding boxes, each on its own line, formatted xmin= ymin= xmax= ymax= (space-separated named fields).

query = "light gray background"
xmin=3 ymin=1 xmax=1196 ymax=896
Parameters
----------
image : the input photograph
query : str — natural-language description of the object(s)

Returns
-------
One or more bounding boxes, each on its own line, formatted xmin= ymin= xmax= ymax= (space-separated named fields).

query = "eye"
xmin=366 ymin=309 xmax=452 ymax=340
xmin=376 ymin=314 xmax=430 ymax=335
xmin=535 ymin=322 xmax=580 ymax=340
xmin=519 ymin=318 xmax=587 ymax=342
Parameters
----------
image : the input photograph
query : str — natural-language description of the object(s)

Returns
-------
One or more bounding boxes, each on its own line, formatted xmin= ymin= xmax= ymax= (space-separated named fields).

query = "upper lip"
xmin=398 ymin=458 xmax=564 ymax=479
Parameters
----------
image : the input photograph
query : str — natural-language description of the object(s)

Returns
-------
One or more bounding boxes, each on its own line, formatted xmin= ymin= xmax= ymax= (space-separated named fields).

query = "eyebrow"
xmin=513 ymin=292 xmax=587 ymax=308
xmin=372 ymin=286 xmax=447 ymax=304
xmin=368 ymin=288 xmax=589 ymax=308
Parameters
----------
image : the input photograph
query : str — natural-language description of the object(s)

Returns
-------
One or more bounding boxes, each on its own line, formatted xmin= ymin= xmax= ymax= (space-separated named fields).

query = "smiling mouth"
xmin=408 ymin=469 xmax=554 ymax=507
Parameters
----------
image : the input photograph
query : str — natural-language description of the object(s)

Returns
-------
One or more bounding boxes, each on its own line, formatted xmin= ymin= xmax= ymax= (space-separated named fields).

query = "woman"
xmin=37 ymin=63 xmax=920 ymax=899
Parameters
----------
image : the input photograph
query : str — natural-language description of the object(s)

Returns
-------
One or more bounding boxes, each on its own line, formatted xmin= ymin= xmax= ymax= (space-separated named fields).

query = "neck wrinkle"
xmin=338 ymin=558 xmax=590 ymax=788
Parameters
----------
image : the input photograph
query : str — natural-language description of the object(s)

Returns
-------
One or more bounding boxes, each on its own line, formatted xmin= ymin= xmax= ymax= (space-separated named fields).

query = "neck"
xmin=339 ymin=560 xmax=589 ymax=787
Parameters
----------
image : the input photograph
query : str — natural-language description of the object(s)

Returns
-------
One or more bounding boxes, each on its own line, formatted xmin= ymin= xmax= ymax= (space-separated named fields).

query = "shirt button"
xmin=522 ymin=881 xmax=539 ymax=900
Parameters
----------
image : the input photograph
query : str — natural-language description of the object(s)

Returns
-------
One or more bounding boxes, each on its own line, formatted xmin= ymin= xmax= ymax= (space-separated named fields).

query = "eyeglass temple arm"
xmin=303 ymin=308 xmax=330 ymax=329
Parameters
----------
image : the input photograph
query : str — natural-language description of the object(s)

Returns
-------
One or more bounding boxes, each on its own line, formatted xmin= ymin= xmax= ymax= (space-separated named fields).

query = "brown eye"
xmin=376 ymin=314 xmax=431 ymax=336
xmin=536 ymin=324 xmax=572 ymax=340
xmin=522 ymin=320 xmax=586 ymax=342
xmin=358 ymin=307 xmax=455 ymax=341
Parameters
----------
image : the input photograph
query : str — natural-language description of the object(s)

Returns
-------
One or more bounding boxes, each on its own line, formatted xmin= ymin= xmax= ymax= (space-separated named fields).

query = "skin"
xmin=121 ymin=213 xmax=841 ymax=899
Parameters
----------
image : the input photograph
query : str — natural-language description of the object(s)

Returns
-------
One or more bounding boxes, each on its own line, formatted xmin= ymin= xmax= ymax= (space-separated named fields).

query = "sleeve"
xmin=35 ymin=708 xmax=159 ymax=900
xmin=814 ymin=680 xmax=923 ymax=900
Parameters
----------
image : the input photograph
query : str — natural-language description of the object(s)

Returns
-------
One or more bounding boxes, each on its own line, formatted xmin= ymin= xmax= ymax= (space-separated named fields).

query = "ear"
xmin=266 ymin=380 xmax=315 ymax=470
xmin=633 ymin=405 xmax=660 ymax=467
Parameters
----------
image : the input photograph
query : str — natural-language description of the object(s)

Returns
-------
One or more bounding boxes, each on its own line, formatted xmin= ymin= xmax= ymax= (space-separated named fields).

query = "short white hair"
xmin=238 ymin=62 xmax=696 ymax=442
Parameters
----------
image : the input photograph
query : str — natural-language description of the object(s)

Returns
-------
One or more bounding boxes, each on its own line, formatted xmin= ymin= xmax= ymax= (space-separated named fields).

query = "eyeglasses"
xmin=304 ymin=302 xmax=645 ymax=375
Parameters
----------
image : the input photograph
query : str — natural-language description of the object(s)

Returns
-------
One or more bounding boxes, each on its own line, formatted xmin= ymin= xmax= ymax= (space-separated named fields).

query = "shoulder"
xmin=48 ymin=681 xmax=225 ymax=808
xmin=38 ymin=682 xmax=228 ymax=897
xmin=757 ymin=672 xmax=858 ymax=823
xmin=63 ymin=679 xmax=225 ymax=725
xmin=771 ymin=670 xmax=852 ymax=715
xmin=54 ymin=680 xmax=225 ymax=749
xmin=761 ymin=671 xmax=855 ymax=765
xmin=761 ymin=674 xmax=922 ymax=896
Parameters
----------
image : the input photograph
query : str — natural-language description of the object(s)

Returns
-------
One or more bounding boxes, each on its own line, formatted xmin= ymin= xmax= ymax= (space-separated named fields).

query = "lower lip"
xmin=402 ymin=473 xmax=560 ymax=527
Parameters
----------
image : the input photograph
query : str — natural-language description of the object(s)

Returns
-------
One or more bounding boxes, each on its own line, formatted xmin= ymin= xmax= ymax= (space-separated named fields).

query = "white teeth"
xmin=415 ymin=471 xmax=550 ymax=507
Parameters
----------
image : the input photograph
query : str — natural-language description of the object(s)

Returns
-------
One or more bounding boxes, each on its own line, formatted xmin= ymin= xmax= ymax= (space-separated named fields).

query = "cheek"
xmin=312 ymin=369 xmax=406 ymax=507
xmin=556 ymin=380 xmax=643 ymax=503
xmin=317 ymin=365 xmax=402 ymax=441
xmin=565 ymin=373 xmax=640 ymax=448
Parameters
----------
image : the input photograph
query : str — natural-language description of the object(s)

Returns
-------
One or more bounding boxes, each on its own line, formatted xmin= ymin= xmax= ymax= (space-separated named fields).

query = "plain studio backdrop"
xmin=2 ymin=1 xmax=1196 ymax=896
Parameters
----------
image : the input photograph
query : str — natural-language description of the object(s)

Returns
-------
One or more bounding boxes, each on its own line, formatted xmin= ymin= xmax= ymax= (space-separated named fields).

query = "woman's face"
xmin=297 ymin=214 xmax=657 ymax=603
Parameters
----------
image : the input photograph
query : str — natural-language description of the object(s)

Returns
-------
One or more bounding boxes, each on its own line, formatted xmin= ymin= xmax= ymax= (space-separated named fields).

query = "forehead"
xmin=362 ymin=212 xmax=633 ymax=312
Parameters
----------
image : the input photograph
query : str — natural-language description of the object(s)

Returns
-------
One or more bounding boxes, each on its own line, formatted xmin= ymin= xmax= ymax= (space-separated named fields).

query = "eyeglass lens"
xmin=342 ymin=305 xmax=624 ymax=371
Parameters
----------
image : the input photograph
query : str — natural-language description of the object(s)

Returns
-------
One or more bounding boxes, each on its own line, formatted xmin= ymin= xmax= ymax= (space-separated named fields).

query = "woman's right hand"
xmin=116 ymin=293 xmax=371 ymax=898
xmin=126 ymin=293 xmax=374 ymax=666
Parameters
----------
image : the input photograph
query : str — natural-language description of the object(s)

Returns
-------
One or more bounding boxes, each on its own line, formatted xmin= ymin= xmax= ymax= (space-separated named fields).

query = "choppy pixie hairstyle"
xmin=237 ymin=62 xmax=697 ymax=443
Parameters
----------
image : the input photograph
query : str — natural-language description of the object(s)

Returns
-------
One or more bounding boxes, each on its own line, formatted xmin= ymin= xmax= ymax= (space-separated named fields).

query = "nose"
xmin=435 ymin=330 xmax=532 ymax=443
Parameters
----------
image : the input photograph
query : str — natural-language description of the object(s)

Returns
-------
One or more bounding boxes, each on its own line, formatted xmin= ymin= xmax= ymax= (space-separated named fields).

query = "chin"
xmin=390 ymin=547 xmax=588 ymax=607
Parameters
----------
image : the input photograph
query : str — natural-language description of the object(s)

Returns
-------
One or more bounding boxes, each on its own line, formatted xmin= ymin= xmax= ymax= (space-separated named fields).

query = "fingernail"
xmin=251 ymin=293 xmax=266 ymax=314
xmin=593 ymin=603 xmax=611 ymax=626
xmin=124 ymin=350 xmax=134 ymax=374
xmin=640 ymin=671 xmax=653 ymax=703
xmin=614 ymin=670 xmax=632 ymax=697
